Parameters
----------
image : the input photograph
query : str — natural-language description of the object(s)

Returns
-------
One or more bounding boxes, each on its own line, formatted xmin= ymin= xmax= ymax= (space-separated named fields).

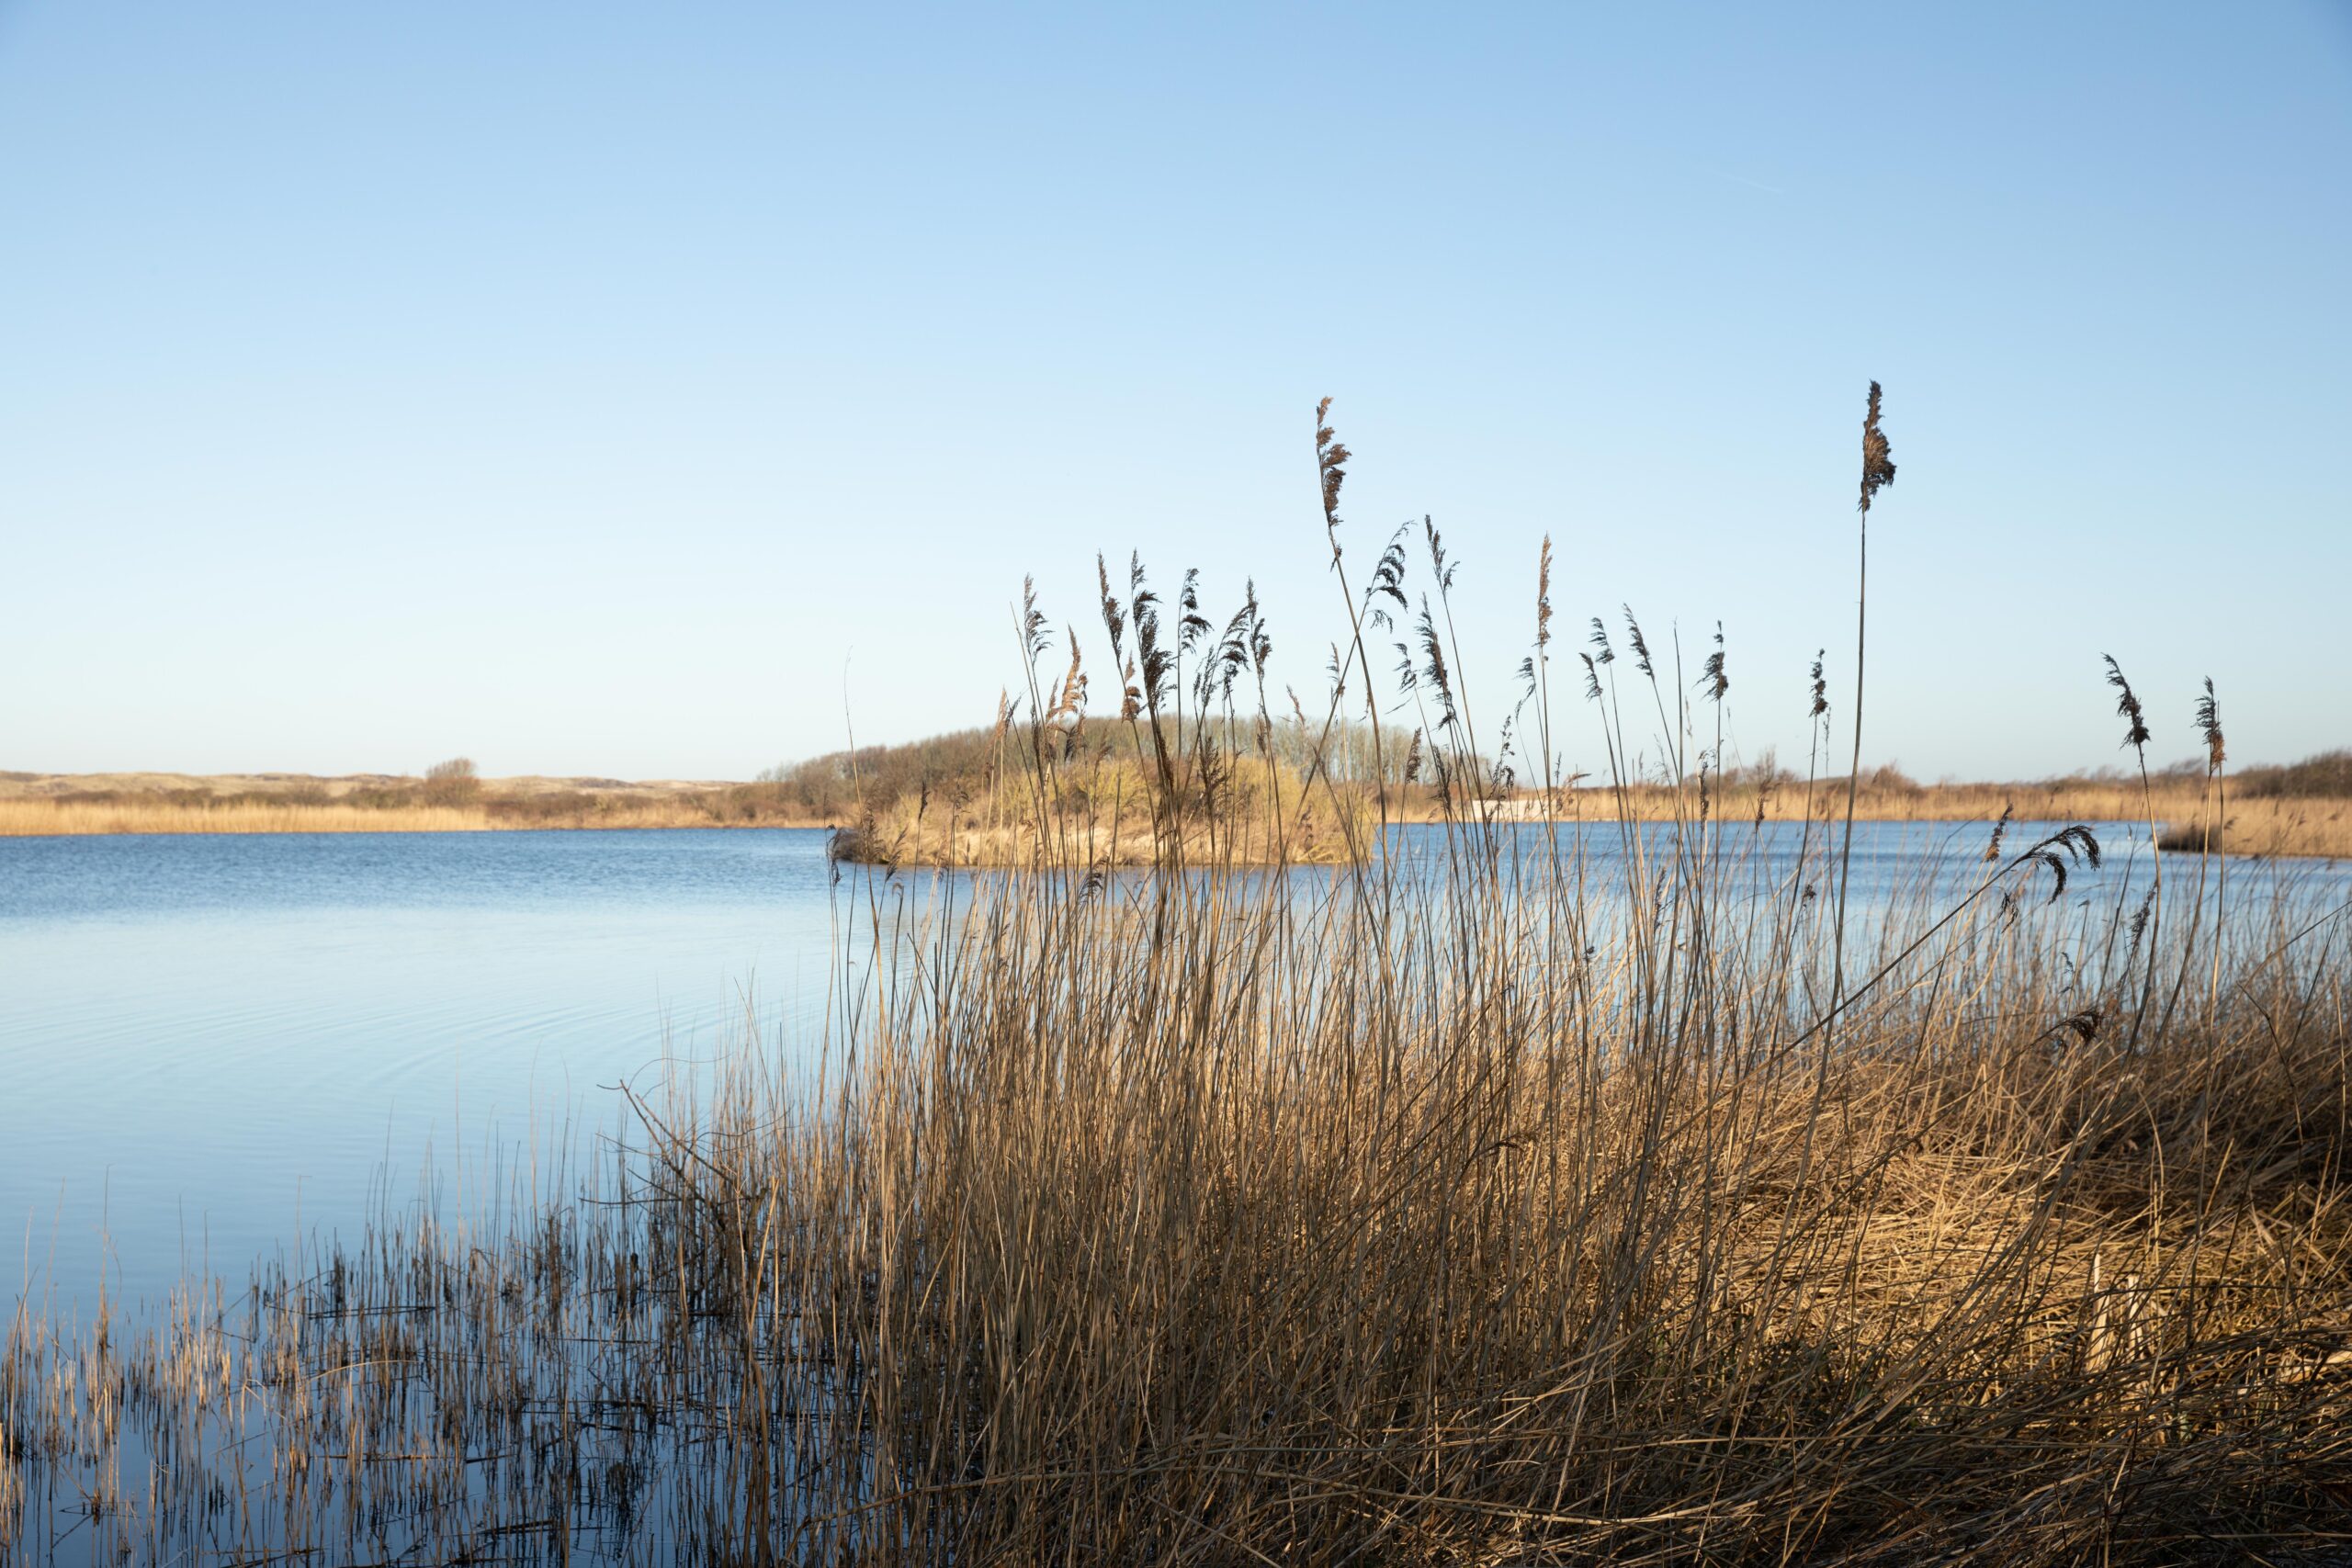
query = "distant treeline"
xmin=2003 ymin=750 xmax=2352 ymax=799
xmin=2233 ymin=749 xmax=2352 ymax=798
xmin=28 ymin=756 xmax=820 ymax=828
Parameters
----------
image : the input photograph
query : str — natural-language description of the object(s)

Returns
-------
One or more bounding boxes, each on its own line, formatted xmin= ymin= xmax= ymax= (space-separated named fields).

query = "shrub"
xmin=421 ymin=756 xmax=481 ymax=807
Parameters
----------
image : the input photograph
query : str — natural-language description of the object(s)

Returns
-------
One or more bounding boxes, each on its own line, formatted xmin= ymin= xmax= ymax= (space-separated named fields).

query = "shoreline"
xmin=5 ymin=773 xmax=2344 ymax=861
xmin=3 ymin=806 xmax=2342 ymax=863
xmin=0 ymin=771 xmax=830 ymax=838
xmin=0 ymin=803 xmax=836 ymax=837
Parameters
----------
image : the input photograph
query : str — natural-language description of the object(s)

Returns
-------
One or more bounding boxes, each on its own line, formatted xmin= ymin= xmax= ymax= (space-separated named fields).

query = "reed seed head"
xmin=1700 ymin=622 xmax=1729 ymax=703
xmin=1860 ymin=380 xmax=1896 ymax=514
xmin=1179 ymin=568 xmax=1209 ymax=657
xmin=1097 ymin=554 xmax=1126 ymax=663
xmin=1023 ymin=575 xmax=1050 ymax=661
xmin=2102 ymin=655 xmax=2152 ymax=757
xmin=1534 ymin=536 xmax=1555 ymax=653
xmin=1623 ymin=608 xmax=1653 ymax=677
xmin=2197 ymin=677 xmax=2226 ymax=772
xmin=1315 ymin=397 xmax=1350 ymax=539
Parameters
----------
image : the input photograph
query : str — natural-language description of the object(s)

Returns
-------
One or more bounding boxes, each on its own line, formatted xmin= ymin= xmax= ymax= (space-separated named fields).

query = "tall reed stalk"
xmin=1828 ymin=381 xmax=1898 ymax=1048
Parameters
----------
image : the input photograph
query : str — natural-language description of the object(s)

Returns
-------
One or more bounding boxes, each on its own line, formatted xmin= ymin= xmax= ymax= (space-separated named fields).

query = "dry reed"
xmin=0 ymin=793 xmax=831 ymax=837
xmin=7 ymin=399 xmax=2350 ymax=1564
xmin=0 ymin=798 xmax=493 ymax=836
xmin=1501 ymin=784 xmax=2352 ymax=863
xmin=10 ymin=798 xmax=2348 ymax=1563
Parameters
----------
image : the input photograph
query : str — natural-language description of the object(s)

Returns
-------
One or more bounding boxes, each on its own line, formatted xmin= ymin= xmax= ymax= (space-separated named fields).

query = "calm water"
xmin=4 ymin=822 xmax=2344 ymax=1309
xmin=2 ymin=829 xmax=845 ymax=1307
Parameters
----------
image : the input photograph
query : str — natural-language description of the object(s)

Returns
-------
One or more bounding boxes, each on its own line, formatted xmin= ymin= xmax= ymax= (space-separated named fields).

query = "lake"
xmin=5 ymin=821 xmax=2344 ymax=1311
xmin=1 ymin=829 xmax=844 ymax=1309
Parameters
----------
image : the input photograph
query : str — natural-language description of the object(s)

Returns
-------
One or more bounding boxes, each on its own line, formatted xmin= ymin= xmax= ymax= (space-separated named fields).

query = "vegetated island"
xmin=9 ymin=736 xmax=2345 ymax=861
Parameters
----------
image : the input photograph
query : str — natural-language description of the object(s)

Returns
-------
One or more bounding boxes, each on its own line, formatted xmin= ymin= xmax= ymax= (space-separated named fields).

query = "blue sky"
xmin=3 ymin=3 xmax=2346 ymax=782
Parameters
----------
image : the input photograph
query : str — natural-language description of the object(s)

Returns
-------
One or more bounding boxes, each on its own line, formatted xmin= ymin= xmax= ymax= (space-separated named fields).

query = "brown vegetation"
xmin=1501 ymin=776 xmax=2352 ymax=862
xmin=0 ymin=771 xmax=831 ymax=836
xmin=832 ymin=753 xmax=1368 ymax=868
xmin=6 ymin=393 xmax=2350 ymax=1562
xmin=9 ymin=770 xmax=2344 ymax=857
xmin=420 ymin=755 xmax=482 ymax=807
xmin=8 ymin=742 xmax=2348 ymax=1562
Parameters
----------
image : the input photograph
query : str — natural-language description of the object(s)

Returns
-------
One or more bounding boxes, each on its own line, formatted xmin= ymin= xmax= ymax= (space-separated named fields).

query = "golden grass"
xmin=11 ymin=783 xmax=2344 ymax=859
xmin=8 ymin=763 xmax=2343 ymax=860
xmin=1447 ymin=782 xmax=2352 ymax=860
xmin=0 ymin=793 xmax=832 ymax=837
xmin=0 ymin=797 xmax=492 ymax=835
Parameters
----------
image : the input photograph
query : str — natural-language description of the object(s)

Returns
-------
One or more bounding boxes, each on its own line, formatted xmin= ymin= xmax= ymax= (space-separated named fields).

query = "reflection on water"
xmin=1 ymin=829 xmax=841 ymax=1306
xmin=3 ymin=820 xmax=2344 ymax=1307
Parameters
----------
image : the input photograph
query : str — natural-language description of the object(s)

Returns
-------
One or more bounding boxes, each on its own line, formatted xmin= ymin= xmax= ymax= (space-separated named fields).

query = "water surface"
xmin=5 ymin=821 xmax=2343 ymax=1308
xmin=2 ymin=829 xmax=842 ymax=1305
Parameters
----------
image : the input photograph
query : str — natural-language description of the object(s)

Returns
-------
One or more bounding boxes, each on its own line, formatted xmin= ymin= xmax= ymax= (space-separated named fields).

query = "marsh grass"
xmin=11 ymin=780 xmax=2341 ymax=857
xmin=0 ymin=784 xmax=828 ymax=837
xmin=6 ymin=400 xmax=2351 ymax=1563
xmin=1513 ymin=782 xmax=2352 ymax=863
xmin=0 ymin=797 xmax=495 ymax=836
xmin=831 ymin=752 xmax=1369 ymax=868
xmin=9 ymin=806 xmax=2349 ymax=1564
xmin=828 ymin=549 xmax=1390 ymax=870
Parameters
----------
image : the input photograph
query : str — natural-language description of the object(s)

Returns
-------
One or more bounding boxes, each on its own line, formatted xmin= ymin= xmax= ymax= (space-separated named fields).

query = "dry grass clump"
xmin=421 ymin=755 xmax=483 ymax=807
xmin=767 ymin=716 xmax=1404 ymax=835
xmin=832 ymin=558 xmax=1384 ymax=868
xmin=2154 ymin=794 xmax=2352 ymax=859
xmin=835 ymin=752 xmax=1368 ymax=867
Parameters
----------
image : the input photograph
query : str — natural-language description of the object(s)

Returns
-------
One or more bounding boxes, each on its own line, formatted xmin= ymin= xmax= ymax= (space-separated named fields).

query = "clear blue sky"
xmin=4 ymin=3 xmax=2346 ymax=782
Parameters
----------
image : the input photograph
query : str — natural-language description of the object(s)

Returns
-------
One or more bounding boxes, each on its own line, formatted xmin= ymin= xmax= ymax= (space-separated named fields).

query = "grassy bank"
xmin=7 ymin=780 xmax=2344 ymax=861
xmin=8 ymin=754 xmax=2345 ymax=861
xmin=1498 ymin=780 xmax=2352 ymax=861
xmin=0 ymin=772 xmax=831 ymax=836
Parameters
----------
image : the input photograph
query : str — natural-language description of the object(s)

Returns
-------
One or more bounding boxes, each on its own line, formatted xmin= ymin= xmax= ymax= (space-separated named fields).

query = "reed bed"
xmin=1511 ymin=784 xmax=2352 ymax=862
xmin=0 ymin=798 xmax=494 ymax=836
xmin=0 ymin=795 xmax=828 ymax=837
xmin=7 ymin=389 xmax=2350 ymax=1562
xmin=8 ymin=816 xmax=2350 ymax=1563
xmin=10 ymin=786 xmax=2342 ymax=859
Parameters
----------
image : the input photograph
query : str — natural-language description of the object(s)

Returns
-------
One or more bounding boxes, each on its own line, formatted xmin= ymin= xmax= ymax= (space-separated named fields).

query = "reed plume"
xmin=1306 ymin=399 xmax=1396 ymax=829
xmin=1831 ymin=380 xmax=1895 ymax=1055
xmin=1700 ymin=622 xmax=1729 ymax=703
xmin=2101 ymin=654 xmax=2167 ymax=1046
xmin=2195 ymin=676 xmax=2229 ymax=1012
